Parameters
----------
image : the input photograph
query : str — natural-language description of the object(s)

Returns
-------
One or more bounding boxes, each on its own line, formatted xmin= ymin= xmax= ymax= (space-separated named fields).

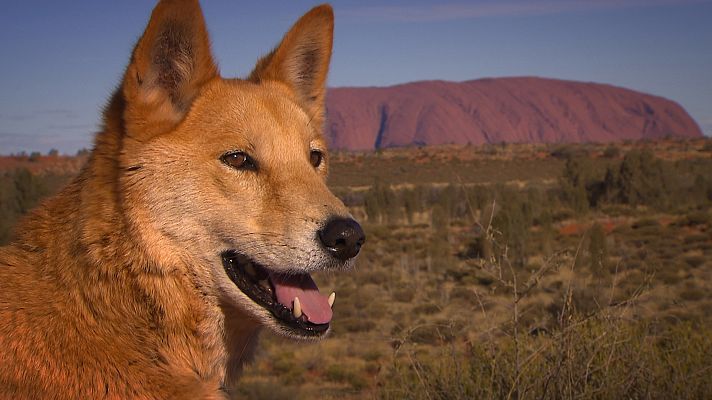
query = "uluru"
xmin=325 ymin=77 xmax=702 ymax=150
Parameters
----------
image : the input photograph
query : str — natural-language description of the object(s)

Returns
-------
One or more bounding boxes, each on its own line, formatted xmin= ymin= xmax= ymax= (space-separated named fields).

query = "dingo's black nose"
xmin=319 ymin=218 xmax=366 ymax=260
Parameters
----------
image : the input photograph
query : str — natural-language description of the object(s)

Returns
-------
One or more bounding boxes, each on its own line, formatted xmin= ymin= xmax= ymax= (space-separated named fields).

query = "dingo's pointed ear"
xmin=121 ymin=0 xmax=218 ymax=139
xmin=249 ymin=5 xmax=333 ymax=127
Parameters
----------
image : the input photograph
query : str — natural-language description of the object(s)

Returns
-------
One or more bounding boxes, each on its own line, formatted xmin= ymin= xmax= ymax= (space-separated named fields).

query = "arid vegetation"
xmin=1 ymin=138 xmax=711 ymax=399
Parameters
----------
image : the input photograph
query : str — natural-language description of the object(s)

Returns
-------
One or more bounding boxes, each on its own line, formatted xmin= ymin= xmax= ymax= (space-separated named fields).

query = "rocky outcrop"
xmin=325 ymin=77 xmax=702 ymax=150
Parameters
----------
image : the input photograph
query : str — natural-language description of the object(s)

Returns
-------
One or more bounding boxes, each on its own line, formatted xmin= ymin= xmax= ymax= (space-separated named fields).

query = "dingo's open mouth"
xmin=221 ymin=251 xmax=333 ymax=337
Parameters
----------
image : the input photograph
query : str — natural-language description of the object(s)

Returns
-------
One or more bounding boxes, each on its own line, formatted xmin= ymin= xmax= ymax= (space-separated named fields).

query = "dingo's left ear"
xmin=121 ymin=0 xmax=218 ymax=140
xmin=249 ymin=4 xmax=334 ymax=127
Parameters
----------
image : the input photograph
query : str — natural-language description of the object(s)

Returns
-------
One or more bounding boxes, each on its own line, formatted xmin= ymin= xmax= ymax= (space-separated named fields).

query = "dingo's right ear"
xmin=121 ymin=0 xmax=218 ymax=140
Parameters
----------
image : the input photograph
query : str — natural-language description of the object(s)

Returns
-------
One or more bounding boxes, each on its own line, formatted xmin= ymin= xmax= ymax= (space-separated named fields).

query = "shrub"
xmin=684 ymin=255 xmax=706 ymax=268
xmin=449 ymin=286 xmax=475 ymax=303
xmin=679 ymin=211 xmax=711 ymax=226
xmin=362 ymin=349 xmax=383 ymax=362
xmin=324 ymin=364 xmax=367 ymax=390
xmin=338 ymin=318 xmax=376 ymax=333
xmin=408 ymin=324 xmax=454 ymax=345
xmin=679 ymin=286 xmax=705 ymax=302
xmin=603 ymin=145 xmax=621 ymax=158
xmin=391 ymin=287 xmax=415 ymax=302
xmin=412 ymin=303 xmax=440 ymax=315
xmin=28 ymin=152 xmax=41 ymax=162
xmin=324 ymin=364 xmax=349 ymax=382
xmin=631 ymin=217 xmax=660 ymax=229
xmin=683 ymin=233 xmax=709 ymax=245
xmin=657 ymin=265 xmax=683 ymax=285
xmin=588 ymin=223 xmax=609 ymax=278
xmin=236 ymin=380 xmax=296 ymax=400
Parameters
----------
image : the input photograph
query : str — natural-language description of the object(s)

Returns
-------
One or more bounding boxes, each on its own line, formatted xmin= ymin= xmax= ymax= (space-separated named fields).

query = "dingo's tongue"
xmin=269 ymin=273 xmax=332 ymax=325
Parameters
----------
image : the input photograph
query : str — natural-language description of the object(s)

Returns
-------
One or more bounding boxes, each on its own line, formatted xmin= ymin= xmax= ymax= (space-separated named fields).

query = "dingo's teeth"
xmin=293 ymin=297 xmax=302 ymax=318
xmin=328 ymin=292 xmax=335 ymax=308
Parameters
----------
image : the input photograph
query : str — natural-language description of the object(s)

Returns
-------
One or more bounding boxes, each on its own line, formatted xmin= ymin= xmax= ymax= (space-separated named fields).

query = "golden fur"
xmin=0 ymin=1 xmax=352 ymax=398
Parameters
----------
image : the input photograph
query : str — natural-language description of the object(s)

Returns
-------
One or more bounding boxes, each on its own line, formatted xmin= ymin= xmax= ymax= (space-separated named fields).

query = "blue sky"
xmin=0 ymin=0 xmax=710 ymax=154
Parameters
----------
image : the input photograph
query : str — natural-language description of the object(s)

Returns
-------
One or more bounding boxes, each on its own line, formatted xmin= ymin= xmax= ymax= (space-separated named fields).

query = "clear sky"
xmin=0 ymin=0 xmax=710 ymax=154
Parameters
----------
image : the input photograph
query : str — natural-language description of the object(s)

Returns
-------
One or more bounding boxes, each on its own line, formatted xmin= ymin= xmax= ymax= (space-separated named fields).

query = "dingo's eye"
xmin=221 ymin=151 xmax=257 ymax=171
xmin=310 ymin=150 xmax=323 ymax=168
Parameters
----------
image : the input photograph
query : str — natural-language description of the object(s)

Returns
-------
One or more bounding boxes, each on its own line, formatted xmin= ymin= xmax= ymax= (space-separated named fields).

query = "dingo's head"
xmin=107 ymin=0 xmax=364 ymax=339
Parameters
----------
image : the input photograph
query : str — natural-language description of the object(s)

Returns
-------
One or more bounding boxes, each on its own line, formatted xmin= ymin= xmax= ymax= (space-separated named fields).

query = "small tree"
xmin=588 ymin=223 xmax=609 ymax=278
xmin=13 ymin=168 xmax=47 ymax=214
xmin=428 ymin=204 xmax=451 ymax=272
xmin=616 ymin=149 xmax=669 ymax=208
xmin=431 ymin=204 xmax=450 ymax=233
xmin=559 ymin=156 xmax=590 ymax=214
xmin=493 ymin=190 xmax=531 ymax=268
xmin=363 ymin=190 xmax=381 ymax=224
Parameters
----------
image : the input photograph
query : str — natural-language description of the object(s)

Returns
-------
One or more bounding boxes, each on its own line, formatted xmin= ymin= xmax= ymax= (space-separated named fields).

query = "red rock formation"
xmin=325 ymin=77 xmax=702 ymax=150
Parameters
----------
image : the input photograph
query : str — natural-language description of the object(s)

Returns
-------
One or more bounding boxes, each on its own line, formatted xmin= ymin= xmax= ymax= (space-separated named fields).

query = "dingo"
xmin=0 ymin=1 xmax=364 ymax=398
